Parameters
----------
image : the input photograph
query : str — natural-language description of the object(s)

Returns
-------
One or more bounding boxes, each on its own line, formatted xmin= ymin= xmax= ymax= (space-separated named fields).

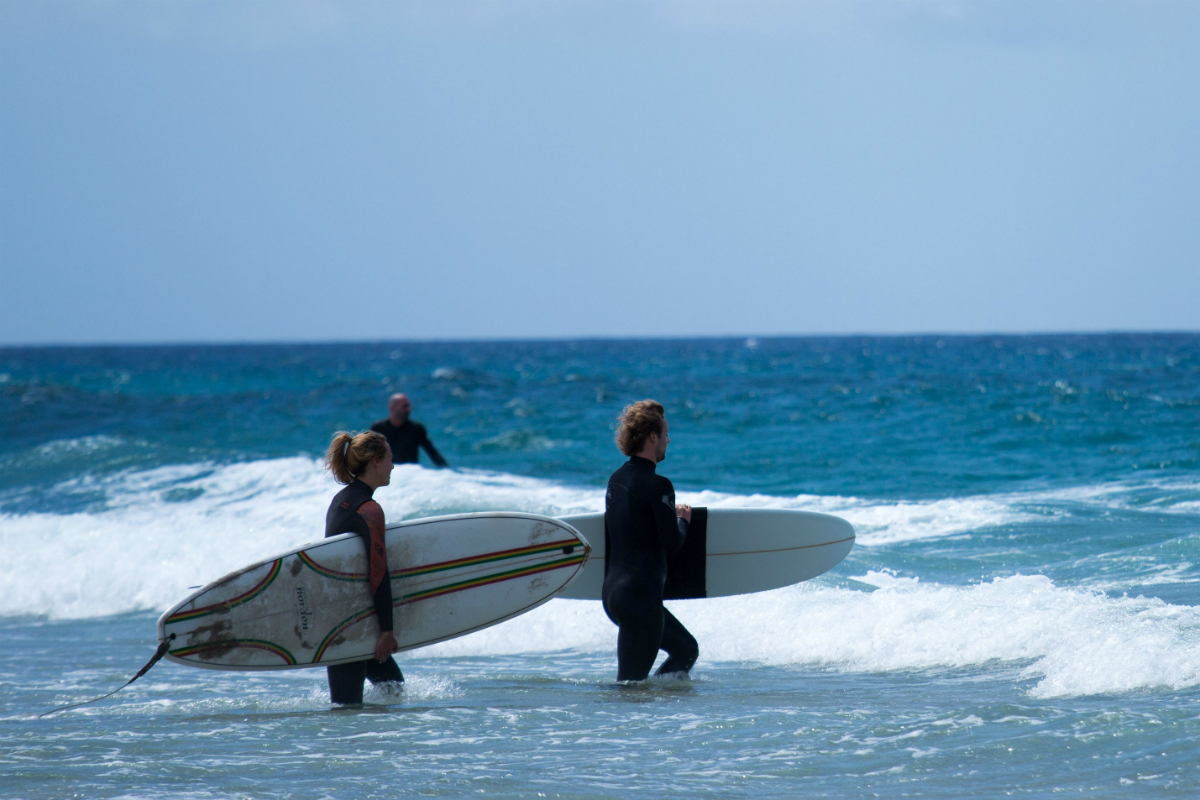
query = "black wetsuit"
xmin=602 ymin=456 xmax=698 ymax=681
xmin=370 ymin=418 xmax=448 ymax=467
xmin=324 ymin=480 xmax=403 ymax=704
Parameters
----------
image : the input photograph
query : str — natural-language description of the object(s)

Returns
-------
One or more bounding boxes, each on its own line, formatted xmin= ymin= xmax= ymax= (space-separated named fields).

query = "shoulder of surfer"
xmin=652 ymin=473 xmax=675 ymax=499
xmin=607 ymin=460 xmax=634 ymax=486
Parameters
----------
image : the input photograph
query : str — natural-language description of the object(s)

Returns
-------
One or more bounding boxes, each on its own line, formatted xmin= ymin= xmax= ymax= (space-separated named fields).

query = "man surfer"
xmin=602 ymin=400 xmax=698 ymax=682
xmin=371 ymin=393 xmax=449 ymax=467
xmin=323 ymin=430 xmax=403 ymax=704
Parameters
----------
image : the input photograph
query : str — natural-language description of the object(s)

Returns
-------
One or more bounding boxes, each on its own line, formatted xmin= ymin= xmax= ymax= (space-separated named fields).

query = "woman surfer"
xmin=323 ymin=430 xmax=404 ymax=704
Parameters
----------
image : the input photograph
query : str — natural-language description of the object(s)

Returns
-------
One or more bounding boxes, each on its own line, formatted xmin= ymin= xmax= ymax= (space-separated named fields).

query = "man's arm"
xmin=653 ymin=480 xmax=687 ymax=556
xmin=420 ymin=432 xmax=449 ymax=468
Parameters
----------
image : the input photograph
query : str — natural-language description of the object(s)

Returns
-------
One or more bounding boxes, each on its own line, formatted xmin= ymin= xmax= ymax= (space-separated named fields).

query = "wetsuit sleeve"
xmin=419 ymin=427 xmax=449 ymax=467
xmin=653 ymin=478 xmax=687 ymax=556
xmin=357 ymin=500 xmax=394 ymax=633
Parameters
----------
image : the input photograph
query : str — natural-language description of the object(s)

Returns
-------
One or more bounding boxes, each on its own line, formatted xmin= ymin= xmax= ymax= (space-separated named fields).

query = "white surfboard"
xmin=555 ymin=508 xmax=853 ymax=600
xmin=158 ymin=512 xmax=589 ymax=671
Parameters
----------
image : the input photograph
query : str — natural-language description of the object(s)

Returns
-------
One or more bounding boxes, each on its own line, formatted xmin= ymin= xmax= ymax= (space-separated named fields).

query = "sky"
xmin=1 ymin=0 xmax=1198 ymax=345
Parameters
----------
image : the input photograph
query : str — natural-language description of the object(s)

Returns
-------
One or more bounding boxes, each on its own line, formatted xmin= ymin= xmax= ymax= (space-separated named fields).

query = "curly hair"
xmin=615 ymin=400 xmax=666 ymax=456
xmin=325 ymin=430 xmax=389 ymax=484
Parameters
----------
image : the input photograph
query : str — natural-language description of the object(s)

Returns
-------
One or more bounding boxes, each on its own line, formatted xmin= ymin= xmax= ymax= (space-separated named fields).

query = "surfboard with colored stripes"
xmin=555 ymin=508 xmax=853 ymax=600
xmin=158 ymin=513 xmax=589 ymax=671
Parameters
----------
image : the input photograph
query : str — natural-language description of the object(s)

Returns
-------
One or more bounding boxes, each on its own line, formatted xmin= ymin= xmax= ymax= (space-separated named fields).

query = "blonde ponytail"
xmin=325 ymin=430 xmax=388 ymax=484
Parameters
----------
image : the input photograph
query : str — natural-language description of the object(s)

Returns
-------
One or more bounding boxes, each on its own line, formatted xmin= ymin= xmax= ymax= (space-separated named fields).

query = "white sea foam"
xmin=424 ymin=575 xmax=1200 ymax=699
xmin=34 ymin=434 xmax=128 ymax=459
xmin=687 ymin=477 xmax=1200 ymax=544
xmin=685 ymin=489 xmax=1039 ymax=546
xmin=994 ymin=477 xmax=1200 ymax=517
xmin=3 ymin=458 xmax=1199 ymax=698
xmin=0 ymin=458 xmax=606 ymax=620
xmin=0 ymin=457 xmax=1052 ymax=620
xmin=3 ymin=458 xmax=1197 ymax=621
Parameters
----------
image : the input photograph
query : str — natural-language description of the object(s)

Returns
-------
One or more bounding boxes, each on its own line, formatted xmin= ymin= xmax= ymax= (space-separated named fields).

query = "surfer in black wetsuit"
xmin=371 ymin=393 xmax=449 ymax=467
xmin=603 ymin=400 xmax=698 ymax=682
xmin=323 ymin=430 xmax=404 ymax=704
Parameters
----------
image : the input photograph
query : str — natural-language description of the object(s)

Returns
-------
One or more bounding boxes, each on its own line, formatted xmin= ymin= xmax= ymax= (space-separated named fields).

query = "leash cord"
xmin=39 ymin=634 xmax=175 ymax=718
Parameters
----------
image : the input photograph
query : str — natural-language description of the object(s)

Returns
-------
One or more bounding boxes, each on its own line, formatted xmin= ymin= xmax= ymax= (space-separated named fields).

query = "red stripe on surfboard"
xmin=164 ymin=560 xmax=282 ymax=623
xmin=299 ymin=538 xmax=583 ymax=581
xmin=400 ymin=556 xmax=585 ymax=604
xmin=399 ymin=538 xmax=581 ymax=576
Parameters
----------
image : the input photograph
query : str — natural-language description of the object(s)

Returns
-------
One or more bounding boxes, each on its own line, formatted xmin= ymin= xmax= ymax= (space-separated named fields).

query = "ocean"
xmin=2 ymin=333 xmax=1198 ymax=798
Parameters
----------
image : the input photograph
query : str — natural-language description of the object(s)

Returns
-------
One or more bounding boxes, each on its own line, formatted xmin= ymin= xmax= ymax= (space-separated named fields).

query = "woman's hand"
xmin=375 ymin=631 xmax=399 ymax=662
xmin=676 ymin=504 xmax=692 ymax=523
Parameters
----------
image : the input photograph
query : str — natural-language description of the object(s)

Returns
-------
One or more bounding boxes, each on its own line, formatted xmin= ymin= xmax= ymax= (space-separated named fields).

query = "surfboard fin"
xmin=39 ymin=633 xmax=175 ymax=718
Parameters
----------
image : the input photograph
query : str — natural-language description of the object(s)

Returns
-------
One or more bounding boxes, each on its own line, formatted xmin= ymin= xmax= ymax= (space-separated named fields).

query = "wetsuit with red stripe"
xmin=324 ymin=480 xmax=403 ymax=703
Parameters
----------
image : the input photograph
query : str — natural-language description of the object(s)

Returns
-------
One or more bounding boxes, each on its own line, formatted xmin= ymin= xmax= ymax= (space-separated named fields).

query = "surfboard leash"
xmin=39 ymin=634 xmax=175 ymax=718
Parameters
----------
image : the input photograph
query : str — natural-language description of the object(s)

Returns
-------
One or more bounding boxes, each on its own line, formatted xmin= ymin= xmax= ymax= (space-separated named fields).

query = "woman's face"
xmin=364 ymin=444 xmax=395 ymax=488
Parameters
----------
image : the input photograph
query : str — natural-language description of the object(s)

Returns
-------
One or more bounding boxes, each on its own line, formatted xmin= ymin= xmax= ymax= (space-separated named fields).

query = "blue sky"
xmin=1 ymin=1 xmax=1198 ymax=344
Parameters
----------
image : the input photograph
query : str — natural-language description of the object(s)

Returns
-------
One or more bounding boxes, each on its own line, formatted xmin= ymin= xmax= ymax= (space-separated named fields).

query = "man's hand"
xmin=676 ymin=504 xmax=692 ymax=523
xmin=375 ymin=631 xmax=399 ymax=662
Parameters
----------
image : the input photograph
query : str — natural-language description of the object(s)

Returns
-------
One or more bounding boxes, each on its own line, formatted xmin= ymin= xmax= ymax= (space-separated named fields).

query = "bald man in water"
xmin=370 ymin=393 xmax=449 ymax=468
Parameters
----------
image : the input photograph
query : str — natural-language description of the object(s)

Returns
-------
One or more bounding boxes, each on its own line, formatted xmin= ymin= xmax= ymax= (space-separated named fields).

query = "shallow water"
xmin=6 ymin=612 xmax=1200 ymax=798
xmin=2 ymin=334 xmax=1199 ymax=797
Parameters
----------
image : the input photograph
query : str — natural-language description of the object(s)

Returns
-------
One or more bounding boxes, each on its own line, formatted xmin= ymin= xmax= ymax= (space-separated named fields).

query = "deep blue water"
xmin=2 ymin=334 xmax=1199 ymax=797
xmin=4 ymin=334 xmax=1198 ymax=500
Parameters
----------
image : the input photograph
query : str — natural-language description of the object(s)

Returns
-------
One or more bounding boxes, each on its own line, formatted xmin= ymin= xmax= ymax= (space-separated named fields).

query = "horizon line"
xmin=3 ymin=329 xmax=1199 ymax=350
